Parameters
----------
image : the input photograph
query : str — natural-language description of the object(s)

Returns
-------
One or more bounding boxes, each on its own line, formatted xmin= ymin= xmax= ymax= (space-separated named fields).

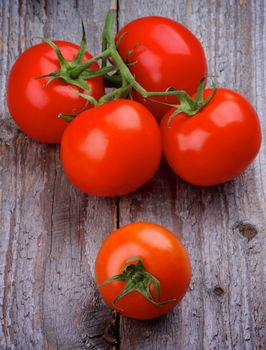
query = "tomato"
xmin=60 ymin=99 xmax=162 ymax=196
xmin=161 ymin=88 xmax=262 ymax=186
xmin=7 ymin=41 xmax=104 ymax=143
xmin=95 ymin=222 xmax=191 ymax=320
xmin=116 ymin=16 xmax=207 ymax=121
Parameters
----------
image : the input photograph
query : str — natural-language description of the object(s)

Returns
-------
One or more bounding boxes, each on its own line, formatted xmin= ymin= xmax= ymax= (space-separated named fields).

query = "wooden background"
xmin=0 ymin=0 xmax=266 ymax=349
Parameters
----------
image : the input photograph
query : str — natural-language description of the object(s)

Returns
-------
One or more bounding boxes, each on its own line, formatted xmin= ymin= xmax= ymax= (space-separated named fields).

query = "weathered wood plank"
xmin=118 ymin=1 xmax=266 ymax=349
xmin=1 ymin=0 xmax=266 ymax=349
xmin=0 ymin=1 xmax=116 ymax=349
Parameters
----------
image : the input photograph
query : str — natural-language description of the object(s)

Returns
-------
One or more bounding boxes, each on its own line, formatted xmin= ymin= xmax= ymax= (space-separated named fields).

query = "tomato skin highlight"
xmin=95 ymin=222 xmax=191 ymax=320
xmin=116 ymin=16 xmax=207 ymax=121
xmin=160 ymin=88 xmax=262 ymax=186
xmin=60 ymin=99 xmax=162 ymax=197
xmin=7 ymin=41 xmax=104 ymax=144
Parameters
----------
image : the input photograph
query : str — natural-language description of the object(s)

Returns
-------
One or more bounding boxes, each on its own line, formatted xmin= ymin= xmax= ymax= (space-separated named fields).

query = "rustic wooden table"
xmin=1 ymin=0 xmax=266 ymax=349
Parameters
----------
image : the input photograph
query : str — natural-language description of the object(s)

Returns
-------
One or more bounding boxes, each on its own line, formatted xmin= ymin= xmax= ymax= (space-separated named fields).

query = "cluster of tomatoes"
xmin=7 ymin=9 xmax=261 ymax=320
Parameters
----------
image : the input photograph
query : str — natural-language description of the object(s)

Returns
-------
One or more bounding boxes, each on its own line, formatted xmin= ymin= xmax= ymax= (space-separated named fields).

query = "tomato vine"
xmin=36 ymin=6 xmax=216 ymax=122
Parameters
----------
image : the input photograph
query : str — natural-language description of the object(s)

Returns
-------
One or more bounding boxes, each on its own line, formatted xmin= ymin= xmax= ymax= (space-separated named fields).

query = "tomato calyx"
xmin=149 ymin=78 xmax=217 ymax=125
xmin=167 ymin=78 xmax=217 ymax=125
xmin=98 ymin=256 xmax=176 ymax=307
xmin=35 ymin=22 xmax=107 ymax=107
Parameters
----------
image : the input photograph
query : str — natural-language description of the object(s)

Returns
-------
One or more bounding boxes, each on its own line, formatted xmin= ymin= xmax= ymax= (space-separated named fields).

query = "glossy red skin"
xmin=61 ymin=99 xmax=162 ymax=196
xmin=116 ymin=16 xmax=207 ymax=121
xmin=95 ymin=222 xmax=191 ymax=320
xmin=161 ymin=88 xmax=262 ymax=186
xmin=7 ymin=41 xmax=104 ymax=143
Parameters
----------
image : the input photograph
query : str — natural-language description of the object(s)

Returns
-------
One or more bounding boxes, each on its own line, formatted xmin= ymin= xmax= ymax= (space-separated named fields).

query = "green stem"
xmin=101 ymin=9 xmax=206 ymax=106
xmin=81 ymin=65 xmax=117 ymax=79
xmin=103 ymin=10 xmax=142 ymax=90
xmin=99 ymin=84 xmax=132 ymax=105
xmin=101 ymin=8 xmax=115 ymax=68
xmin=69 ymin=49 xmax=111 ymax=79
xmin=37 ymin=8 xmax=216 ymax=122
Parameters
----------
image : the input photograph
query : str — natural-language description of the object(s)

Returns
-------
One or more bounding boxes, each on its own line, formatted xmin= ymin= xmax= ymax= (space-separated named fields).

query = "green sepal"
xmin=58 ymin=96 xmax=90 ymax=122
xmin=195 ymin=77 xmax=205 ymax=103
xmin=68 ymin=49 xmax=111 ymax=79
xmin=35 ymin=70 xmax=60 ymax=80
xmin=58 ymin=113 xmax=76 ymax=122
xmin=98 ymin=83 xmax=132 ymax=104
xmin=146 ymin=78 xmax=217 ymax=126
xmin=157 ymin=78 xmax=216 ymax=126
xmin=127 ymin=61 xmax=138 ymax=67
xmin=35 ymin=24 xmax=103 ymax=107
xmin=71 ymin=89 xmax=98 ymax=107
xmin=43 ymin=38 xmax=70 ymax=68
xmin=125 ymin=43 xmax=139 ymax=63
xmin=81 ymin=65 xmax=117 ymax=79
xmin=57 ymin=88 xmax=92 ymax=122
xmin=72 ymin=21 xmax=87 ymax=65
xmin=98 ymin=256 xmax=176 ymax=307
xmin=116 ymin=31 xmax=128 ymax=50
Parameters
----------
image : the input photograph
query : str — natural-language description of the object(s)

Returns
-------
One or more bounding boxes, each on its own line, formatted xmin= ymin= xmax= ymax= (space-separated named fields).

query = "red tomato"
xmin=60 ymin=99 xmax=162 ymax=196
xmin=161 ymin=88 xmax=262 ymax=186
xmin=7 ymin=41 xmax=104 ymax=143
xmin=95 ymin=222 xmax=191 ymax=320
xmin=116 ymin=16 xmax=207 ymax=121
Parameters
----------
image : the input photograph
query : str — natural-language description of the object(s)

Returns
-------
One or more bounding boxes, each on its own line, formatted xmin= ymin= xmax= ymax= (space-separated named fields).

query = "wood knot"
xmin=213 ymin=286 xmax=224 ymax=296
xmin=235 ymin=222 xmax=258 ymax=240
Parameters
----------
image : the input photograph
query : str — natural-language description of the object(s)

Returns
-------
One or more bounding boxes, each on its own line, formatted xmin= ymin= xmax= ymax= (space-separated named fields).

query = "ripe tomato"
xmin=60 ymin=99 xmax=162 ymax=196
xmin=161 ymin=88 xmax=262 ymax=186
xmin=116 ymin=16 xmax=207 ymax=121
xmin=95 ymin=222 xmax=191 ymax=320
xmin=7 ymin=41 xmax=104 ymax=143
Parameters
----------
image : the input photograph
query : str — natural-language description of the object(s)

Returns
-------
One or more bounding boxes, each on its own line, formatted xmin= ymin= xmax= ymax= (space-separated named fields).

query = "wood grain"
xmin=118 ymin=1 xmax=266 ymax=349
xmin=0 ymin=0 xmax=266 ymax=349
xmin=0 ymin=1 xmax=117 ymax=349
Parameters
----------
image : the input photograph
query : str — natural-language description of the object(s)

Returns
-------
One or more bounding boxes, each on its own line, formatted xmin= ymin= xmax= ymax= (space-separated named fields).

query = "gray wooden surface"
xmin=0 ymin=0 xmax=266 ymax=349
